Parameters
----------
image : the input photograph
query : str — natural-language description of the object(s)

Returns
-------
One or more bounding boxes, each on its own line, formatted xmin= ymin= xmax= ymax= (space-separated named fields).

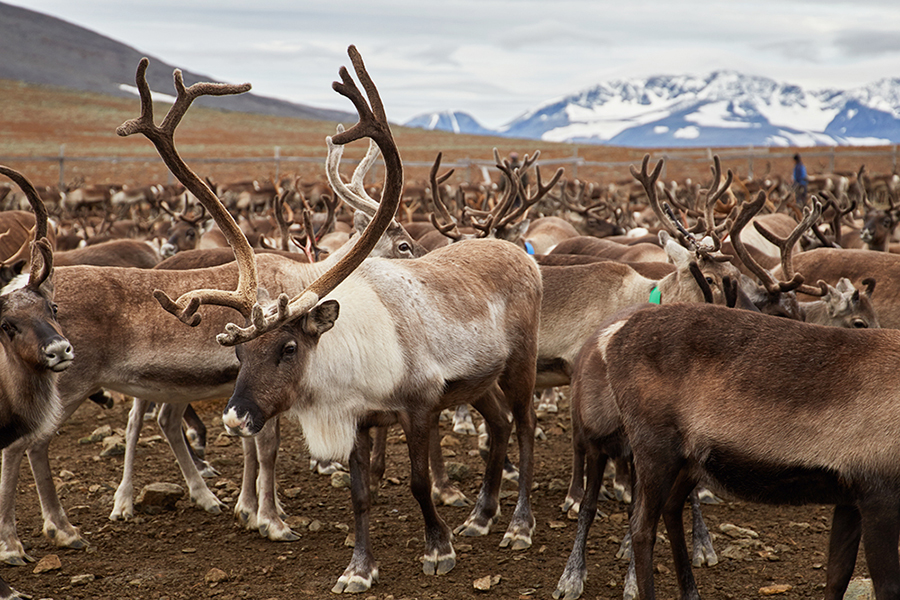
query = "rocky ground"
xmin=1 ymin=391 xmax=874 ymax=600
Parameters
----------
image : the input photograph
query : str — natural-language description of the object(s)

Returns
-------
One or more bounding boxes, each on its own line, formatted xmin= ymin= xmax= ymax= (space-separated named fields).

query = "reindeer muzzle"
xmin=44 ymin=338 xmax=74 ymax=372
xmin=222 ymin=402 xmax=264 ymax=437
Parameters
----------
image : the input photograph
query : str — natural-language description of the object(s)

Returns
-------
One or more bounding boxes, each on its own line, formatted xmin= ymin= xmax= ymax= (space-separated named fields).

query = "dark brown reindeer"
xmin=0 ymin=166 xmax=73 ymax=600
xmin=141 ymin=47 xmax=541 ymax=595
xmin=858 ymin=165 xmax=900 ymax=252
xmin=598 ymin=302 xmax=900 ymax=600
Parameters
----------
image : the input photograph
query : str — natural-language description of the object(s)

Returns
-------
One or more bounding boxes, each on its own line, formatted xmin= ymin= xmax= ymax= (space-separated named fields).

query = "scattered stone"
xmin=386 ymin=477 xmax=401 ymax=485
xmin=286 ymin=516 xmax=311 ymax=530
xmin=788 ymin=521 xmax=811 ymax=529
xmin=719 ymin=523 xmax=759 ymax=539
xmin=283 ymin=487 xmax=303 ymax=499
xmin=80 ymin=425 xmax=113 ymax=444
xmin=440 ymin=435 xmax=460 ymax=448
xmin=534 ymin=426 xmax=547 ymax=441
xmin=33 ymin=554 xmax=61 ymax=574
xmin=655 ymin=563 xmax=670 ymax=575
xmin=844 ymin=578 xmax=875 ymax=600
xmin=213 ymin=433 xmax=234 ymax=447
xmin=344 ymin=531 xmax=355 ymax=547
xmin=139 ymin=435 xmax=164 ymax=445
xmin=135 ymin=482 xmax=184 ymax=514
xmin=99 ymin=434 xmax=125 ymax=457
xmin=308 ymin=520 xmax=323 ymax=532
xmin=446 ymin=462 xmax=470 ymax=482
xmin=59 ymin=469 xmax=76 ymax=481
xmin=331 ymin=471 xmax=351 ymax=489
xmin=547 ymin=521 xmax=566 ymax=530
xmin=719 ymin=545 xmax=750 ymax=561
xmin=473 ymin=575 xmax=500 ymax=591
xmin=456 ymin=544 xmax=473 ymax=553
xmin=71 ymin=574 xmax=95 ymax=586
xmin=547 ymin=479 xmax=566 ymax=492
xmin=205 ymin=568 xmax=228 ymax=584
xmin=759 ymin=584 xmax=792 ymax=595
xmin=181 ymin=548 xmax=196 ymax=553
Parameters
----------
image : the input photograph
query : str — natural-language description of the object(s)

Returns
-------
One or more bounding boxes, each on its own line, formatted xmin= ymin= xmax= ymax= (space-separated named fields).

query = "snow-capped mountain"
xmin=404 ymin=110 xmax=496 ymax=136
xmin=404 ymin=72 xmax=900 ymax=148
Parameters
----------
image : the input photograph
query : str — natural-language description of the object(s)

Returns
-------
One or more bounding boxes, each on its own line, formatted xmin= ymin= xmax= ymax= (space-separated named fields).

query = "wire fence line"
xmin=1 ymin=144 xmax=897 ymax=189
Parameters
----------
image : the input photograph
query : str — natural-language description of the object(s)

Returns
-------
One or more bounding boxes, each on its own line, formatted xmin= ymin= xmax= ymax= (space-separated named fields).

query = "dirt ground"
xmin=1 ymin=389 xmax=868 ymax=600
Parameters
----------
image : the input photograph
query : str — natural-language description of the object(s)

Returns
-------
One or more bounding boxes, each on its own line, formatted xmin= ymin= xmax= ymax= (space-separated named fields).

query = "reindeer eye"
xmin=1 ymin=321 xmax=15 ymax=336
xmin=705 ymin=276 xmax=714 ymax=284
xmin=398 ymin=242 xmax=411 ymax=254
xmin=281 ymin=341 xmax=297 ymax=359
xmin=51 ymin=303 xmax=59 ymax=316
xmin=853 ymin=320 xmax=868 ymax=329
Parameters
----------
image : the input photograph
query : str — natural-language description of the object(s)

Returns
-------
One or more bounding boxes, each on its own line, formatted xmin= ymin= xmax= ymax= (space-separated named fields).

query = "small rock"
xmin=90 ymin=425 xmax=113 ymax=442
xmin=759 ymin=584 xmax=792 ymax=595
xmin=446 ymin=462 xmax=470 ymax=482
xmin=331 ymin=471 xmax=351 ymax=489
xmin=286 ymin=516 xmax=311 ymax=530
xmin=139 ymin=435 xmax=164 ymax=445
xmin=308 ymin=520 xmax=323 ymax=532
xmin=99 ymin=434 xmax=125 ymax=457
xmin=344 ymin=531 xmax=355 ymax=547
xmin=719 ymin=523 xmax=759 ymax=539
xmin=135 ymin=482 xmax=184 ymax=514
xmin=213 ymin=433 xmax=233 ymax=447
xmin=59 ymin=469 xmax=76 ymax=481
xmin=440 ymin=435 xmax=460 ymax=448
xmin=283 ymin=487 xmax=303 ymax=499
xmin=547 ymin=521 xmax=566 ymax=530
xmin=844 ymin=578 xmax=875 ymax=600
xmin=473 ymin=575 xmax=500 ymax=591
xmin=181 ymin=548 xmax=196 ymax=553
xmin=33 ymin=554 xmax=61 ymax=574
xmin=205 ymin=567 xmax=229 ymax=584
xmin=719 ymin=545 xmax=750 ymax=561
xmin=71 ymin=574 xmax=95 ymax=586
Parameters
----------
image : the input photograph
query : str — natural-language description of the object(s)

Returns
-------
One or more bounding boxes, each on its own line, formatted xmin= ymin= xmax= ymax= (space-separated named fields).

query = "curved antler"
xmin=325 ymin=124 xmax=381 ymax=216
xmin=116 ymin=58 xmax=257 ymax=325
xmin=427 ymin=152 xmax=461 ymax=240
xmin=219 ymin=45 xmax=403 ymax=346
xmin=0 ymin=166 xmax=53 ymax=290
xmin=753 ymin=198 xmax=826 ymax=296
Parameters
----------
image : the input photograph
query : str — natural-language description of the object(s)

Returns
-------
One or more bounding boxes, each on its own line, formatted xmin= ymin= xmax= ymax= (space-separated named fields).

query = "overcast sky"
xmin=9 ymin=1 xmax=900 ymax=128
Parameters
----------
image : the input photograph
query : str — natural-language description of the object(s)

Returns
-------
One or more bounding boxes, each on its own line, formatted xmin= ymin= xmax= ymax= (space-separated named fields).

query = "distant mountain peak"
xmin=405 ymin=71 xmax=900 ymax=148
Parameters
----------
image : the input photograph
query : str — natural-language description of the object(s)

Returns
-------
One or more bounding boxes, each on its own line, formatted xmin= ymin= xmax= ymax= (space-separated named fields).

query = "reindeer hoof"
xmin=553 ymin=570 xmax=586 ymax=600
xmin=500 ymin=530 xmax=532 ymax=550
xmin=259 ymin=521 xmax=299 ymax=542
xmin=422 ymin=548 xmax=456 ymax=576
xmin=332 ymin=566 xmax=378 ymax=594
xmin=560 ymin=496 xmax=579 ymax=513
xmin=2 ymin=554 xmax=34 ymax=567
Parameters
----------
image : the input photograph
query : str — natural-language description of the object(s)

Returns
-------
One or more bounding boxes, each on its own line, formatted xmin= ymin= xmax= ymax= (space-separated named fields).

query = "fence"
xmin=1 ymin=144 xmax=898 ymax=189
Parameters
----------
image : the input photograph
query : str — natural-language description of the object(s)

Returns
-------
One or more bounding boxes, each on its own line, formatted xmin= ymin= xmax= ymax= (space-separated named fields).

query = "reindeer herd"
xmin=1 ymin=46 xmax=900 ymax=600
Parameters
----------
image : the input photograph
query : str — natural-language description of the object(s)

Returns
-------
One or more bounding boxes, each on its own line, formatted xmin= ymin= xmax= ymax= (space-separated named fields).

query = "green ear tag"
xmin=649 ymin=286 xmax=661 ymax=305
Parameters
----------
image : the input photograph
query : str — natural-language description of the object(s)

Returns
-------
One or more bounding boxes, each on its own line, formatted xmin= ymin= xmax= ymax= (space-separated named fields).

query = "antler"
xmin=753 ymin=199 xmax=827 ymax=296
xmin=116 ymin=58 xmax=257 ymax=325
xmin=325 ymin=124 xmax=382 ymax=217
xmin=218 ymin=45 xmax=403 ymax=346
xmin=0 ymin=166 xmax=53 ymax=290
xmin=426 ymin=152 xmax=461 ymax=240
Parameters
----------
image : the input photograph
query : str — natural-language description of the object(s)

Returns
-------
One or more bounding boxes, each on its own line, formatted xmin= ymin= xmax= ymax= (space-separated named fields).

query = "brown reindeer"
xmin=0 ymin=166 xmax=73 ymax=600
xmin=132 ymin=47 xmax=541 ymax=594
xmin=598 ymin=303 xmax=900 ymax=600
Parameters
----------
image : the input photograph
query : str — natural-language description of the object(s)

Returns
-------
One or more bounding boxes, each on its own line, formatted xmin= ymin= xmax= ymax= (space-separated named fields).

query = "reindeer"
xmin=125 ymin=47 xmax=541 ymax=594
xmin=0 ymin=58 xmax=425 ymax=568
xmin=594 ymin=302 xmax=900 ymax=600
xmin=858 ymin=166 xmax=900 ymax=252
xmin=0 ymin=166 xmax=73 ymax=600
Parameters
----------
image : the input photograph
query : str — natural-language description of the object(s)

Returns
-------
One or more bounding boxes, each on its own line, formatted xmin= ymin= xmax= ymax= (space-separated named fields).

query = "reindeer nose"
xmin=45 ymin=339 xmax=74 ymax=371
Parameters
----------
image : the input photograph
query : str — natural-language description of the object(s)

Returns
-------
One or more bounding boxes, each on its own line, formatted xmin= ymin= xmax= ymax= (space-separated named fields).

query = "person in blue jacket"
xmin=792 ymin=153 xmax=808 ymax=206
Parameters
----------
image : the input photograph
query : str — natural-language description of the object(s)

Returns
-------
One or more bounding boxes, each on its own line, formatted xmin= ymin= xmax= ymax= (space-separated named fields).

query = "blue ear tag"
xmin=524 ymin=240 xmax=535 ymax=255
xmin=649 ymin=286 xmax=661 ymax=304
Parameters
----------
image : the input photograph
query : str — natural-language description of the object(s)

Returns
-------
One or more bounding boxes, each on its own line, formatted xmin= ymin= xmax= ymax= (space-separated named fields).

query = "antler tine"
xmin=857 ymin=165 xmax=871 ymax=209
xmin=703 ymin=157 xmax=734 ymax=238
xmin=0 ymin=166 xmax=53 ymax=289
xmin=494 ymin=164 xmax=564 ymax=230
xmin=273 ymin=188 xmax=294 ymax=252
xmin=219 ymin=45 xmax=404 ymax=346
xmin=729 ymin=190 xmax=789 ymax=294
xmin=349 ymin=138 xmax=382 ymax=202
xmin=427 ymin=152 xmax=461 ymax=240
xmin=753 ymin=199 xmax=825 ymax=296
xmin=325 ymin=127 xmax=379 ymax=217
xmin=116 ymin=58 xmax=258 ymax=326
xmin=630 ymin=154 xmax=679 ymax=238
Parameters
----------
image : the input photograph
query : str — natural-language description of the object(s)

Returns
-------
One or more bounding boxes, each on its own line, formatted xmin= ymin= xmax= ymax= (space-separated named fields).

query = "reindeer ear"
xmin=302 ymin=300 xmax=340 ymax=337
xmin=662 ymin=233 xmax=692 ymax=270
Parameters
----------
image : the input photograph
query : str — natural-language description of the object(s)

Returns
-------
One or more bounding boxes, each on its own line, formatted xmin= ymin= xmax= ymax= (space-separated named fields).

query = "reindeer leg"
xmin=254 ymin=417 xmax=298 ymax=542
xmin=553 ymin=441 xmax=605 ymax=600
xmin=110 ymin=397 xmax=149 ymax=520
xmin=452 ymin=404 xmax=477 ymax=435
xmin=500 ymin=375 xmax=537 ymax=551
xmin=662 ymin=470 xmax=700 ymax=600
xmin=562 ymin=432 xmax=587 ymax=514
xmin=181 ymin=403 xmax=208 ymax=461
xmin=454 ymin=391 xmax=511 ymax=537
xmin=28 ymin=415 xmax=86 ymax=550
xmin=156 ymin=403 xmax=224 ymax=514
xmin=0 ymin=440 xmax=34 ymax=564
xmin=855 ymin=499 xmax=900 ymax=600
xmin=690 ymin=488 xmax=718 ymax=567
xmin=369 ymin=425 xmax=387 ymax=498
xmin=429 ymin=413 xmax=470 ymax=508
xmin=402 ymin=411 xmax=455 ymax=576
xmin=234 ymin=436 xmax=260 ymax=530
xmin=824 ymin=504 xmax=861 ymax=600
xmin=332 ymin=427 xmax=379 ymax=594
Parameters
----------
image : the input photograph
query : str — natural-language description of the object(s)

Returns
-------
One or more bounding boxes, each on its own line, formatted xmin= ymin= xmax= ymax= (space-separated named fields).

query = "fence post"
xmin=274 ymin=146 xmax=281 ymax=182
xmin=58 ymin=144 xmax=65 ymax=189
